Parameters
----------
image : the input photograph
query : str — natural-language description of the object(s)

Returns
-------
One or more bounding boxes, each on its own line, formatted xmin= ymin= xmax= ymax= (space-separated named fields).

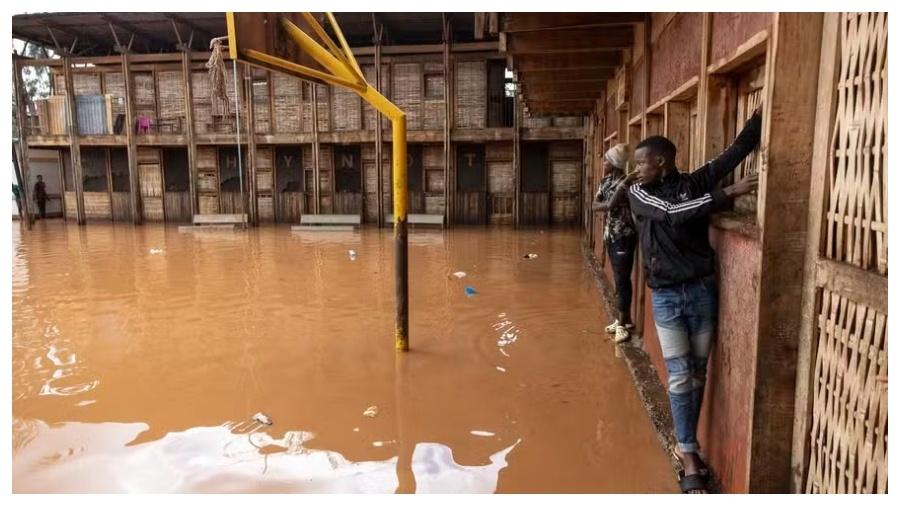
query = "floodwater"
xmin=12 ymin=221 xmax=678 ymax=493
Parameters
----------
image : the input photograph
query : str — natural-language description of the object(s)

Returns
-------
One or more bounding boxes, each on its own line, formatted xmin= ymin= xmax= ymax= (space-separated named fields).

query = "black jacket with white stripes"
xmin=627 ymin=112 xmax=762 ymax=289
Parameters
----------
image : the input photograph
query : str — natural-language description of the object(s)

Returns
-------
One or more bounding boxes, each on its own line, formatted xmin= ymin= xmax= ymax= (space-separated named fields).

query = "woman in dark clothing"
xmin=592 ymin=144 xmax=638 ymax=343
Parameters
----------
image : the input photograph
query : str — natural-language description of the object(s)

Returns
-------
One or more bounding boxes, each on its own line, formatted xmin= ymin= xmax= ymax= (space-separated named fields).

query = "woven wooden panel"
xmin=552 ymin=160 xmax=580 ymax=193
xmin=132 ymin=72 xmax=157 ymax=122
xmin=252 ymin=74 xmax=271 ymax=134
xmin=316 ymin=84 xmax=330 ymax=132
xmin=392 ymin=63 xmax=423 ymax=130
xmin=191 ymin=71 xmax=211 ymax=134
xmin=488 ymin=161 xmax=513 ymax=193
xmin=84 ymin=192 xmax=111 ymax=218
xmin=553 ymin=116 xmax=583 ymax=127
xmin=199 ymin=194 xmax=218 ymax=214
xmin=824 ymin=12 xmax=888 ymax=275
xmin=73 ymin=73 xmax=101 ymax=95
xmin=272 ymin=73 xmax=301 ymax=133
xmin=136 ymin=147 xmax=160 ymax=164
xmin=196 ymin=147 xmax=216 ymax=169
xmin=158 ymin=70 xmax=185 ymax=123
xmin=425 ymin=195 xmax=445 ymax=215
xmin=332 ymin=84 xmax=361 ymax=131
xmin=523 ymin=116 xmax=552 ymax=128
xmin=102 ymin=73 xmax=127 ymax=118
xmin=550 ymin=141 xmax=582 ymax=161
xmin=805 ymin=287 xmax=887 ymax=493
xmin=258 ymin=195 xmax=274 ymax=221
xmin=53 ymin=73 xmax=66 ymax=95
xmin=734 ymin=64 xmax=765 ymax=214
xmin=139 ymin=163 xmax=163 ymax=198
xmin=486 ymin=142 xmax=513 ymax=162
xmin=455 ymin=61 xmax=486 ymax=128
xmin=423 ymin=62 xmax=445 ymax=130
xmin=302 ymin=82 xmax=314 ymax=132
xmin=63 ymin=191 xmax=77 ymax=218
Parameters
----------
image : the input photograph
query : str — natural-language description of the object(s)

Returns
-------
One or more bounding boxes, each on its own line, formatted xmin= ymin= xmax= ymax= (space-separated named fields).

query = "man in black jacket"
xmin=608 ymin=108 xmax=761 ymax=493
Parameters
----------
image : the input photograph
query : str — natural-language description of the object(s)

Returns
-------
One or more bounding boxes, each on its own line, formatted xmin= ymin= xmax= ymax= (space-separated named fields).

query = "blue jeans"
xmin=651 ymin=276 xmax=718 ymax=454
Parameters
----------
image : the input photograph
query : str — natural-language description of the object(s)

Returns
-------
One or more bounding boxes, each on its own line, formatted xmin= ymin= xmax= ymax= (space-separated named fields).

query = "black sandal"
xmin=673 ymin=451 xmax=710 ymax=477
xmin=678 ymin=472 xmax=708 ymax=494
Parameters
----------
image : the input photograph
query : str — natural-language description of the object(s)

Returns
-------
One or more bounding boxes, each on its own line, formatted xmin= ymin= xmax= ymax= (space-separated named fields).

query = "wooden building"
xmin=497 ymin=12 xmax=887 ymax=493
xmin=12 ymin=13 xmax=584 ymax=228
xmin=13 ymin=12 xmax=887 ymax=494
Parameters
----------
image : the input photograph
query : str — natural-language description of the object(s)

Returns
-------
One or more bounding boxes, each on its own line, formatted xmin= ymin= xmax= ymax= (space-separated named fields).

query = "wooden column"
xmin=697 ymin=13 xmax=713 ymax=160
xmin=181 ymin=51 xmax=198 ymax=217
xmin=63 ymin=57 xmax=86 ymax=225
xmin=12 ymin=57 xmax=33 ymax=228
xmin=790 ymin=12 xmax=840 ymax=493
xmin=748 ymin=12 xmax=823 ymax=493
xmin=443 ymin=22 xmax=453 ymax=227
xmin=122 ymin=52 xmax=141 ymax=224
xmin=513 ymin=94 xmax=521 ymax=228
xmin=244 ymin=65 xmax=258 ymax=226
xmin=311 ymin=82 xmax=321 ymax=214
xmin=375 ymin=38 xmax=385 ymax=226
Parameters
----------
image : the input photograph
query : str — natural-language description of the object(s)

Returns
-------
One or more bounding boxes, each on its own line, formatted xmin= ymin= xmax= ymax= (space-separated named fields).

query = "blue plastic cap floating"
xmin=464 ymin=286 xmax=478 ymax=296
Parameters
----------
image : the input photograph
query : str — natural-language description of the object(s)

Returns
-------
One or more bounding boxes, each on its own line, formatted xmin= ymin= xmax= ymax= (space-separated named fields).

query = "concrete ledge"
xmin=385 ymin=213 xmax=445 ymax=226
xmin=291 ymin=225 xmax=357 ymax=232
xmin=583 ymin=243 xmax=723 ymax=493
xmin=193 ymin=214 xmax=247 ymax=225
xmin=300 ymin=214 xmax=361 ymax=226
xmin=178 ymin=224 xmax=237 ymax=232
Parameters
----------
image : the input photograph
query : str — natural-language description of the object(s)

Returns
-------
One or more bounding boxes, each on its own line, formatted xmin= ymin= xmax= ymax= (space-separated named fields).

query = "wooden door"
xmin=333 ymin=144 xmax=362 ymax=215
xmin=519 ymin=142 xmax=549 ymax=226
xmin=455 ymin=144 xmax=487 ymax=224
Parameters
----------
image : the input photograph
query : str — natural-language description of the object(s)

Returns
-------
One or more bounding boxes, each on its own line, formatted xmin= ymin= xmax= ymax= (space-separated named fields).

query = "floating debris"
xmin=465 ymin=286 xmax=478 ymax=297
xmin=348 ymin=249 xmax=357 ymax=261
xmin=523 ymin=253 xmax=538 ymax=259
xmin=452 ymin=271 xmax=467 ymax=278
xmin=352 ymin=427 xmax=360 ymax=432
xmin=363 ymin=405 xmax=379 ymax=418
xmin=252 ymin=412 xmax=273 ymax=426
xmin=149 ymin=248 xmax=164 ymax=255
xmin=470 ymin=430 xmax=496 ymax=437
xmin=496 ymin=366 xmax=506 ymax=373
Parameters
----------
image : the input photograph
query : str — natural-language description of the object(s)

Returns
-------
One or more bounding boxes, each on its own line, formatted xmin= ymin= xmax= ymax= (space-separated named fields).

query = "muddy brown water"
xmin=12 ymin=222 xmax=677 ymax=493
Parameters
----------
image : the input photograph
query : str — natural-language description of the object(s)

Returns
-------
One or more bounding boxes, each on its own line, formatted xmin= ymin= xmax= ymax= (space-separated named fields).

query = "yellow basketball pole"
xmin=227 ymin=12 xmax=409 ymax=351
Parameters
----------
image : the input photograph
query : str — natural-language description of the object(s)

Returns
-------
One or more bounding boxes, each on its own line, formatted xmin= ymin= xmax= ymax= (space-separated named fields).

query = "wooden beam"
xmin=62 ymin=57 xmax=86 ymax=224
xmin=442 ymin=23 xmax=452 ymax=227
xmin=12 ymin=58 xmax=33 ymax=228
xmin=506 ymin=27 xmax=633 ymax=54
xmin=517 ymin=68 xmax=615 ymax=84
xmin=351 ymin=41 xmax=498 ymax=56
xmin=311 ymin=82 xmax=321 ymax=214
xmin=790 ymin=12 xmax=840 ymax=493
xmin=122 ymin=52 xmax=141 ymax=224
xmin=502 ymin=12 xmax=644 ymax=32
xmin=182 ymin=51 xmax=198 ymax=218
xmin=519 ymin=81 xmax=606 ymax=94
xmin=513 ymin=94 xmax=521 ymax=227
xmin=244 ymin=65 xmax=258 ymax=226
xmin=749 ymin=12 xmax=824 ymax=493
xmin=101 ymin=14 xmax=172 ymax=51
xmin=474 ymin=13 xmax=486 ymax=40
xmin=524 ymin=90 xmax=604 ymax=101
xmin=376 ymin=37 xmax=385 ymax=227
xmin=163 ymin=13 xmax=215 ymax=44
xmin=511 ymin=52 xmax=622 ymax=72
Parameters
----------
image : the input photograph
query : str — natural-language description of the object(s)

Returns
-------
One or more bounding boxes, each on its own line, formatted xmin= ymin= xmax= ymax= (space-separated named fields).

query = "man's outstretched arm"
xmin=628 ymin=173 xmax=758 ymax=226
xmin=690 ymin=108 xmax=763 ymax=192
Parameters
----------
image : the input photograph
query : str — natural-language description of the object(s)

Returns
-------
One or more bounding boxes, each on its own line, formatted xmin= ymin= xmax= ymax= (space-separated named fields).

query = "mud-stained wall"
xmin=702 ymin=228 xmax=761 ymax=493
xmin=649 ymin=13 xmax=702 ymax=105
xmin=710 ymin=13 xmax=773 ymax=63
